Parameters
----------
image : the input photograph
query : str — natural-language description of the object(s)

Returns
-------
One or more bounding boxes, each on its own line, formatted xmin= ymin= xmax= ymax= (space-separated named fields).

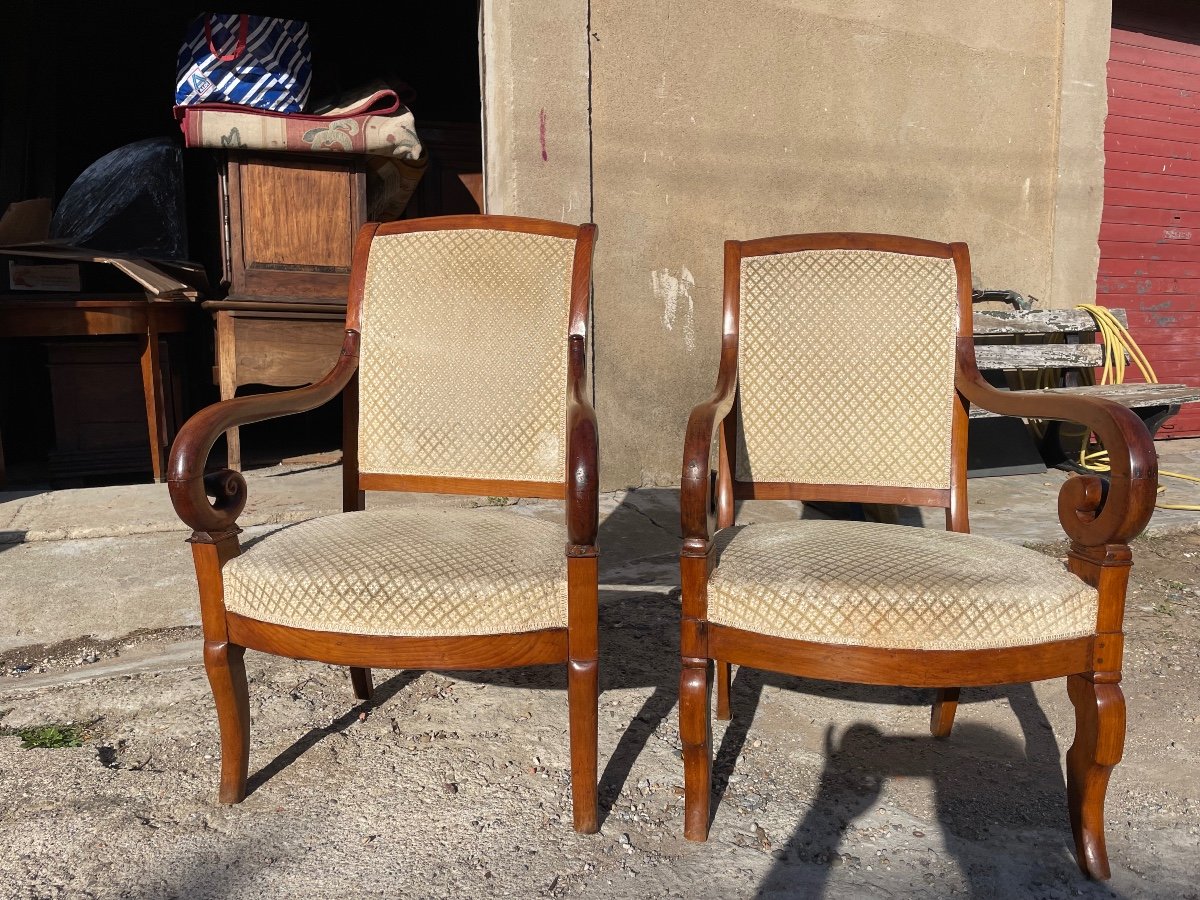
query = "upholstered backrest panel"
xmin=735 ymin=248 xmax=958 ymax=489
xmin=358 ymin=228 xmax=575 ymax=482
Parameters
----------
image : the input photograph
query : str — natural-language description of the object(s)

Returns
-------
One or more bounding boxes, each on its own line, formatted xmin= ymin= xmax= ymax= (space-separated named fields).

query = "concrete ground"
xmin=1 ymin=441 xmax=1199 ymax=898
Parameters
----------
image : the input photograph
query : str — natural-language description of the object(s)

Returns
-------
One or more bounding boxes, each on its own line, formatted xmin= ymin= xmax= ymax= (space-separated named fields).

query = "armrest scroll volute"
xmin=956 ymin=358 xmax=1158 ymax=546
xmin=168 ymin=331 xmax=361 ymax=535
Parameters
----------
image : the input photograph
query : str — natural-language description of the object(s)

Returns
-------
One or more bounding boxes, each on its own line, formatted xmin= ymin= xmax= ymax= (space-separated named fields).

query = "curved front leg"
xmin=1067 ymin=674 xmax=1125 ymax=880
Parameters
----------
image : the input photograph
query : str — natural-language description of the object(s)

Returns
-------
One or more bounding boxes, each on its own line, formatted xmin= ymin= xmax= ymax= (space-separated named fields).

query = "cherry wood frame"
xmin=679 ymin=233 xmax=1157 ymax=879
xmin=169 ymin=215 xmax=601 ymax=833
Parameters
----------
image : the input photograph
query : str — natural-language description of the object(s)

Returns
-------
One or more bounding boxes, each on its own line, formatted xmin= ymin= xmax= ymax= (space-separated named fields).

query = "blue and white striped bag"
xmin=175 ymin=14 xmax=312 ymax=113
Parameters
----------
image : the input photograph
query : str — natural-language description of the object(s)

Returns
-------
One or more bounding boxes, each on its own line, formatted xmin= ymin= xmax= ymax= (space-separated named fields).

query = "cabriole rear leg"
xmin=349 ymin=666 xmax=374 ymax=701
xmin=930 ymin=687 xmax=961 ymax=738
xmin=203 ymin=640 xmax=251 ymax=804
xmin=680 ymin=657 xmax=713 ymax=840
xmin=567 ymin=658 xmax=599 ymax=833
xmin=715 ymin=660 xmax=732 ymax=721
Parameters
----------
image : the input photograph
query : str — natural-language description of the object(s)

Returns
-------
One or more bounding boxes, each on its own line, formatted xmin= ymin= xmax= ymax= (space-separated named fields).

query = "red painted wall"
xmin=1099 ymin=8 xmax=1200 ymax=437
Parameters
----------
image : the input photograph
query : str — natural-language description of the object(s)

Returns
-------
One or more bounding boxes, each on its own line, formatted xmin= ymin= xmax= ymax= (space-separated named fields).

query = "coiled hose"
xmin=1075 ymin=304 xmax=1200 ymax=511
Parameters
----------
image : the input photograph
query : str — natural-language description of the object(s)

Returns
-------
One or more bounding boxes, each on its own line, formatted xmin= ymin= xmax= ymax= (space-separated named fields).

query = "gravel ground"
xmin=1 ymin=532 xmax=1198 ymax=899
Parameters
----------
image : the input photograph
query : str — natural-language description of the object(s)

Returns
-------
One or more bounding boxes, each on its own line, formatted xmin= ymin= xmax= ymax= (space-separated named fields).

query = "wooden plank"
xmin=1126 ymin=309 xmax=1200 ymax=329
xmin=1104 ymin=170 xmax=1200 ymax=196
xmin=1098 ymin=276 xmax=1200 ymax=295
xmin=1112 ymin=28 xmax=1200 ymax=57
xmin=1105 ymin=130 xmax=1200 ymax=160
xmin=1099 ymin=326 xmax=1200 ymax=346
xmin=974 ymin=343 xmax=1104 ymax=370
xmin=1105 ymin=151 xmax=1200 ymax=181
xmin=1108 ymin=59 xmax=1200 ymax=96
xmin=1105 ymin=114 xmax=1200 ymax=147
xmin=1109 ymin=41 xmax=1200 ymax=80
xmin=1115 ymin=341 xmax=1200 ymax=360
xmin=1099 ymin=294 xmax=1200 ymax=314
xmin=971 ymin=309 xmax=1126 ymax=334
xmin=969 ymin=384 xmax=1200 ymax=419
xmin=1099 ymin=258 xmax=1200 ymax=278
xmin=1103 ymin=187 xmax=1200 ymax=214
xmin=1107 ymin=78 xmax=1200 ymax=113
xmin=1099 ymin=222 xmax=1199 ymax=243
xmin=1151 ymin=360 xmax=1200 ymax=380
xmin=230 ymin=315 xmax=345 ymax=387
xmin=1108 ymin=98 xmax=1200 ymax=133
xmin=1101 ymin=205 xmax=1200 ymax=229
xmin=1163 ymin=411 xmax=1200 ymax=435
xmin=1100 ymin=237 xmax=1200 ymax=259
xmin=1099 ymin=297 xmax=1200 ymax=312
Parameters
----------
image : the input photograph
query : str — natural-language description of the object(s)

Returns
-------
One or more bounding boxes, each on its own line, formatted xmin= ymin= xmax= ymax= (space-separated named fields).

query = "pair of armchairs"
xmin=168 ymin=217 xmax=1155 ymax=881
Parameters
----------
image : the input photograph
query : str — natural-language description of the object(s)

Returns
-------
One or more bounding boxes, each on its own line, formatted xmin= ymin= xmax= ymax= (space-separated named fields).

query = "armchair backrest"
xmin=725 ymin=234 xmax=972 ymax=513
xmin=347 ymin=216 xmax=595 ymax=498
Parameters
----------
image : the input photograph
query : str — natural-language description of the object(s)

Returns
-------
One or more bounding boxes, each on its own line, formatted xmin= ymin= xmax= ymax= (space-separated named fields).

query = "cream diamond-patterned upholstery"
xmin=358 ymin=229 xmax=574 ymax=482
xmin=707 ymin=520 xmax=1097 ymax=651
xmin=736 ymin=249 xmax=958 ymax=489
xmin=222 ymin=508 xmax=568 ymax=637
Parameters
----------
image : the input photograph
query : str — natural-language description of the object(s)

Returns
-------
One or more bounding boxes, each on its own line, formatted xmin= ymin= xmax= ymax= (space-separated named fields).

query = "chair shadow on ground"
xmin=245 ymin=669 xmax=423 ymax=798
xmin=727 ymin=671 xmax=1106 ymax=899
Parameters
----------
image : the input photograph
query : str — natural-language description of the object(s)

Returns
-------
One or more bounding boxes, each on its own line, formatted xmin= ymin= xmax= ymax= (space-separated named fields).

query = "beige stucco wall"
xmin=482 ymin=0 xmax=1111 ymax=489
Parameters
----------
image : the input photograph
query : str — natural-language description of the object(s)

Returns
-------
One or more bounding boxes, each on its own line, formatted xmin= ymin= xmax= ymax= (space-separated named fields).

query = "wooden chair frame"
xmin=679 ymin=233 xmax=1158 ymax=879
xmin=168 ymin=215 xmax=601 ymax=832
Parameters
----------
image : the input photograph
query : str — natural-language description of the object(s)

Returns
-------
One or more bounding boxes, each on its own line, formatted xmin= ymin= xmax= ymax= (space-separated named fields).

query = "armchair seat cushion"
xmin=708 ymin=521 xmax=1097 ymax=651
xmin=223 ymin=507 xmax=568 ymax=637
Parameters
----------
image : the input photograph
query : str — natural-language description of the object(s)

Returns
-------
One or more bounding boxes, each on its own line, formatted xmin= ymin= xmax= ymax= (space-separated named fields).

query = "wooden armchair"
xmin=679 ymin=233 xmax=1157 ymax=879
xmin=168 ymin=215 xmax=601 ymax=832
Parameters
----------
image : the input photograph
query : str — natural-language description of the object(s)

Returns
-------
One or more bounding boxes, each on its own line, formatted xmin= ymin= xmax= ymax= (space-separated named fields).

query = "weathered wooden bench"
xmin=970 ymin=307 xmax=1200 ymax=471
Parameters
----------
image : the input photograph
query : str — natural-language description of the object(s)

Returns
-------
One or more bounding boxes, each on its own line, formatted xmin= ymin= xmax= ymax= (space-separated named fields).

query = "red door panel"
xmin=1101 ymin=11 xmax=1200 ymax=436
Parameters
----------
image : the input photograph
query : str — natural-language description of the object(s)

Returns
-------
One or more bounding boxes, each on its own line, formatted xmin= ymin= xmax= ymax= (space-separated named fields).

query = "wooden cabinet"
xmin=46 ymin=338 xmax=182 ymax=482
xmin=223 ymin=152 xmax=366 ymax=304
xmin=0 ymin=297 xmax=190 ymax=484
xmin=210 ymin=151 xmax=366 ymax=469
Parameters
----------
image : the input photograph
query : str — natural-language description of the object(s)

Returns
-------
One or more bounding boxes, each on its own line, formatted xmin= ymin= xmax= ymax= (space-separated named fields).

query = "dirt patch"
xmin=0 ymin=626 xmax=201 ymax=679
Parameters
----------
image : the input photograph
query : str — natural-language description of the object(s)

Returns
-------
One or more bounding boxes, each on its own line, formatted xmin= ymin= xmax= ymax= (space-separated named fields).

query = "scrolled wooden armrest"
xmin=956 ymin=359 xmax=1157 ymax=546
xmin=566 ymin=335 xmax=599 ymax=549
xmin=681 ymin=343 xmax=738 ymax=554
xmin=168 ymin=331 xmax=360 ymax=534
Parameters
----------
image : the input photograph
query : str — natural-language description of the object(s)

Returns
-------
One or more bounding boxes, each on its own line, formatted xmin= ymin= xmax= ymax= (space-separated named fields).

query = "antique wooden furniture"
xmin=168 ymin=215 xmax=601 ymax=831
xmin=679 ymin=233 xmax=1157 ymax=880
xmin=0 ymin=296 xmax=190 ymax=483
xmin=972 ymin=307 xmax=1200 ymax=458
xmin=210 ymin=150 xmax=368 ymax=470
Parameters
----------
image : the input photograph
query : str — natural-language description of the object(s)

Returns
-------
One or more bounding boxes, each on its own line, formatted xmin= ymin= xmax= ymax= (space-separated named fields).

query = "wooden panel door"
xmin=226 ymin=152 xmax=366 ymax=305
xmin=1099 ymin=4 xmax=1200 ymax=437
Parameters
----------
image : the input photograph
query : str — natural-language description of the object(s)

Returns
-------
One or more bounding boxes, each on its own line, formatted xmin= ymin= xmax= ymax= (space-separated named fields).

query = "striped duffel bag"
xmin=175 ymin=13 xmax=312 ymax=113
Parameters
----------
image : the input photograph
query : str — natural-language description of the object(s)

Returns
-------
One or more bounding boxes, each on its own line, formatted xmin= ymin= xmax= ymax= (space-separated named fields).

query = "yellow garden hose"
xmin=1074 ymin=304 xmax=1200 ymax=511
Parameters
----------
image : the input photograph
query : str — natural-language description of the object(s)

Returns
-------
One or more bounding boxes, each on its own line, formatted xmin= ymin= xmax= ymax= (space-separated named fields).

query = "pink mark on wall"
xmin=539 ymin=109 xmax=548 ymax=161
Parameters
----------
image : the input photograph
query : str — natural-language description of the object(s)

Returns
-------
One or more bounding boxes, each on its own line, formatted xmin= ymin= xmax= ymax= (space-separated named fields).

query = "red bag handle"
xmin=205 ymin=14 xmax=249 ymax=62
